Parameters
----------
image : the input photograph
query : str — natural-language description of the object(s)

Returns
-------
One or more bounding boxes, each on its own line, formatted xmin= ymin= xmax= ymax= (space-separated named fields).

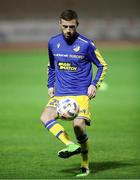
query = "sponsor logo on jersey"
xmin=53 ymin=53 xmax=85 ymax=59
xmin=58 ymin=62 xmax=77 ymax=71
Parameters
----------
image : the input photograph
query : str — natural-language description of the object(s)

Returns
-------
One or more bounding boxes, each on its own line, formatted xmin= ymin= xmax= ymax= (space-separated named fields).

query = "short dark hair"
xmin=60 ymin=9 xmax=78 ymax=21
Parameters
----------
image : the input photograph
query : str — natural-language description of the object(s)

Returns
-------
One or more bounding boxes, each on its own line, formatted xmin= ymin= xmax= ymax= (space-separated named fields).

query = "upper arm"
xmin=87 ymin=41 xmax=107 ymax=67
xmin=48 ymin=40 xmax=55 ymax=69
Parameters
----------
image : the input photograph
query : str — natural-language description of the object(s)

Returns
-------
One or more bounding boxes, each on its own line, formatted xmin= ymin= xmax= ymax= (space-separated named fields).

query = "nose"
xmin=66 ymin=27 xmax=71 ymax=32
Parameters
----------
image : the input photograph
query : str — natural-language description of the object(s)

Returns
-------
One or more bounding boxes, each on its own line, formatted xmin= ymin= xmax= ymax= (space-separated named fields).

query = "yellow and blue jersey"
xmin=48 ymin=33 xmax=107 ymax=96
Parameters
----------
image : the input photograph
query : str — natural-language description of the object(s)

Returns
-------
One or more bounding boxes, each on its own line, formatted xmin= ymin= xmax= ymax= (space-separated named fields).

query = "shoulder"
xmin=48 ymin=34 xmax=62 ymax=45
xmin=77 ymin=34 xmax=96 ymax=50
xmin=77 ymin=34 xmax=89 ymax=44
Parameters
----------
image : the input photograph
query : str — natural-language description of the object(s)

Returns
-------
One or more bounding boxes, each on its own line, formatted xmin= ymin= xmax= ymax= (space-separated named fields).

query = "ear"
xmin=59 ymin=20 xmax=62 ymax=25
xmin=59 ymin=20 xmax=62 ymax=28
xmin=77 ymin=21 xmax=79 ymax=27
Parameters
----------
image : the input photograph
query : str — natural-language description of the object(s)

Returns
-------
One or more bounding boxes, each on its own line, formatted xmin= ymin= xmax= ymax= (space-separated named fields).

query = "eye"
xmin=62 ymin=25 xmax=76 ymax=29
xmin=63 ymin=25 xmax=68 ymax=28
xmin=69 ymin=25 xmax=76 ymax=28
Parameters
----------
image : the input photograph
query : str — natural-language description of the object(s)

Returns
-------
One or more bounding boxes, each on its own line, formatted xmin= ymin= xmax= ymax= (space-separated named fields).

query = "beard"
xmin=64 ymin=33 xmax=73 ymax=39
xmin=63 ymin=32 xmax=78 ymax=45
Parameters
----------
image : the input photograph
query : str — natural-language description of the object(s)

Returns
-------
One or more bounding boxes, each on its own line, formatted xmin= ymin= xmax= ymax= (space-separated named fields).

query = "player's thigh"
xmin=71 ymin=95 xmax=91 ymax=124
xmin=40 ymin=107 xmax=58 ymax=123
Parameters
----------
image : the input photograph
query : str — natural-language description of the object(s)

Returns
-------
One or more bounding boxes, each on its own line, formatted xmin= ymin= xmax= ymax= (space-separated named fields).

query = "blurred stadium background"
xmin=0 ymin=0 xmax=140 ymax=45
xmin=0 ymin=0 xmax=140 ymax=179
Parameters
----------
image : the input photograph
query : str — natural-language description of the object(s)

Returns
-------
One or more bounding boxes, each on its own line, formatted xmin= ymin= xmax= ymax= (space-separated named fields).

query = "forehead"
xmin=60 ymin=19 xmax=77 ymax=25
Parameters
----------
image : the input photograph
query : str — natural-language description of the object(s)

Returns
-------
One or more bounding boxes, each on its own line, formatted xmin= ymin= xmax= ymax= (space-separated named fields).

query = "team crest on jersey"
xmin=73 ymin=45 xmax=80 ymax=52
xmin=57 ymin=43 xmax=60 ymax=48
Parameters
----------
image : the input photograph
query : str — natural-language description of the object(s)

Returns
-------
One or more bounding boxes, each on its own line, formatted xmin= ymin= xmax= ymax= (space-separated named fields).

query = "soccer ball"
xmin=57 ymin=98 xmax=79 ymax=120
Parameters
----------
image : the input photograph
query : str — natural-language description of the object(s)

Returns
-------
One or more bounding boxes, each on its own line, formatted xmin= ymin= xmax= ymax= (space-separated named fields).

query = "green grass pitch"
xmin=0 ymin=46 xmax=140 ymax=179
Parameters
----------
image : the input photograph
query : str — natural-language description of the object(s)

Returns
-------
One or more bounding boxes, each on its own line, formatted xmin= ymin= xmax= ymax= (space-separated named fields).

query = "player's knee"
xmin=74 ymin=125 xmax=84 ymax=138
xmin=40 ymin=108 xmax=57 ymax=124
xmin=74 ymin=124 xmax=82 ymax=133
xmin=73 ymin=119 xmax=84 ymax=132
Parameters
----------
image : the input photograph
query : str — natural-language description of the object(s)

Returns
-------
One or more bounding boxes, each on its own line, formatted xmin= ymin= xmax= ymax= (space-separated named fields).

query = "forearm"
xmin=92 ymin=64 xmax=108 ymax=88
xmin=47 ymin=66 xmax=55 ymax=88
xmin=92 ymin=49 xmax=108 ymax=88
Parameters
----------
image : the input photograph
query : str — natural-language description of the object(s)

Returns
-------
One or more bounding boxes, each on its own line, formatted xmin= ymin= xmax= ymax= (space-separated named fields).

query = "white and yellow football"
xmin=57 ymin=98 xmax=79 ymax=120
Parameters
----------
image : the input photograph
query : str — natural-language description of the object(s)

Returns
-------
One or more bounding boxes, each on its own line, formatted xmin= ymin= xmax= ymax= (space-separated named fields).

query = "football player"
xmin=40 ymin=9 xmax=108 ymax=177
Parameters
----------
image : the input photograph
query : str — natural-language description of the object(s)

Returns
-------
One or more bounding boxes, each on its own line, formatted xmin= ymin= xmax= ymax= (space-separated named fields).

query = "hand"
xmin=48 ymin=87 xmax=54 ymax=98
xmin=88 ymin=84 xmax=97 ymax=100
